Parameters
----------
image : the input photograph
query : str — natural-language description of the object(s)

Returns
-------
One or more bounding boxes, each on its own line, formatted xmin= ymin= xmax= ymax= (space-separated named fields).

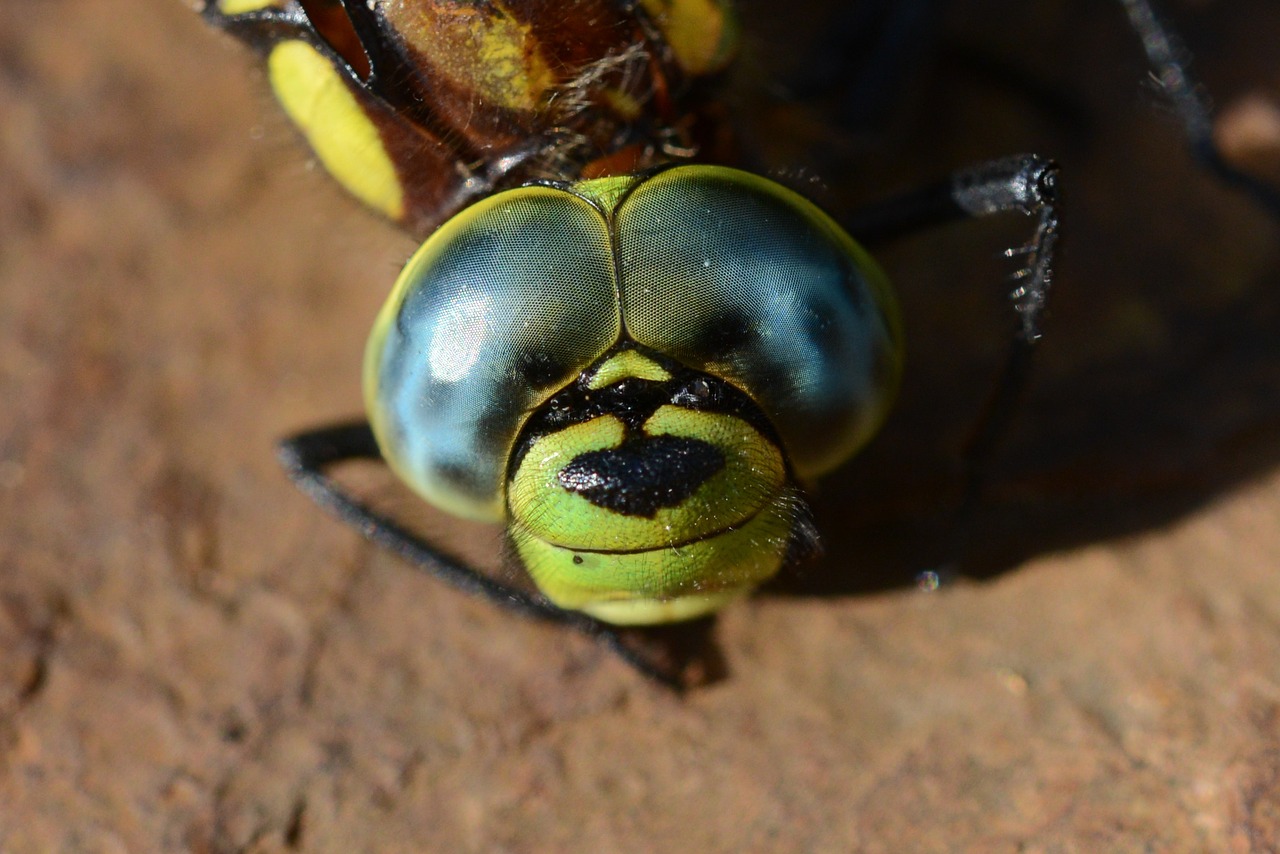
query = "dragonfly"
xmin=197 ymin=0 xmax=1275 ymax=687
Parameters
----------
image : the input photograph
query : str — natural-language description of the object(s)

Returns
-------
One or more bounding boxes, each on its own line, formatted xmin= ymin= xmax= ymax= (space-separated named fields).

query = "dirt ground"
xmin=3 ymin=1 xmax=1280 ymax=851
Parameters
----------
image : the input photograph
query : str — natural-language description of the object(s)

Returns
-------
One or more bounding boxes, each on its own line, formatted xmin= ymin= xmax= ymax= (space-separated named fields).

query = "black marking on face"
xmin=556 ymin=436 xmax=725 ymax=518
xmin=508 ymin=343 xmax=786 ymax=477
xmin=670 ymin=375 xmax=719 ymax=409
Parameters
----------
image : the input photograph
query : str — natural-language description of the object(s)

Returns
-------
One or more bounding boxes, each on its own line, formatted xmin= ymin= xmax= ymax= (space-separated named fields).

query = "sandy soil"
xmin=2 ymin=1 xmax=1280 ymax=850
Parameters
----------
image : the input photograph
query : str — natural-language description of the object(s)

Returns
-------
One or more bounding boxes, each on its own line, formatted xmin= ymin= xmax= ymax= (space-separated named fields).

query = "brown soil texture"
xmin=3 ymin=1 xmax=1280 ymax=851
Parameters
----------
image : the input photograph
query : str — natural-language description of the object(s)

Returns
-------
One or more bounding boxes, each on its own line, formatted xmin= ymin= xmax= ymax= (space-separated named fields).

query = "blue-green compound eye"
xmin=365 ymin=165 xmax=903 ymax=623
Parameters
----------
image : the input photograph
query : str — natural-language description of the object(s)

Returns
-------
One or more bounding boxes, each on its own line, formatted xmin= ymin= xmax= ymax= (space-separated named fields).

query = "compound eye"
xmin=364 ymin=186 xmax=622 ymax=521
xmin=616 ymin=166 xmax=904 ymax=477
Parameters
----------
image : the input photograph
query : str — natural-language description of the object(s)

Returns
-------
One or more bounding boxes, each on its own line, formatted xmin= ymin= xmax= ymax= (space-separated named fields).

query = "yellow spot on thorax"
xmin=383 ymin=2 xmax=556 ymax=112
xmin=639 ymin=0 xmax=738 ymax=75
xmin=216 ymin=0 xmax=285 ymax=14
xmin=267 ymin=40 xmax=405 ymax=221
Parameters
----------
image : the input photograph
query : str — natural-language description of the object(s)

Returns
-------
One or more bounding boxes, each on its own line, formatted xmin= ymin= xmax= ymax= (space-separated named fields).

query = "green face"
xmin=364 ymin=165 xmax=903 ymax=625
xmin=507 ymin=349 xmax=806 ymax=624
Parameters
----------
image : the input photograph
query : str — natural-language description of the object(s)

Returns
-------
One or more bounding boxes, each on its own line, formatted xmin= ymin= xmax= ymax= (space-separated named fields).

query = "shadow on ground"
xmin=732 ymin=0 xmax=1280 ymax=597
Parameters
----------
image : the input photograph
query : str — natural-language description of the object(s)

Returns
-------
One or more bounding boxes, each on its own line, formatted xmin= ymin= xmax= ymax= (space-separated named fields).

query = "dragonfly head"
xmin=363 ymin=165 xmax=903 ymax=623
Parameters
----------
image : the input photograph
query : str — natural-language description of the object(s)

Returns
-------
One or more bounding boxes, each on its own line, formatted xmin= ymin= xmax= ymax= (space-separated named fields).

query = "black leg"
xmin=277 ymin=421 xmax=712 ymax=690
xmin=846 ymin=154 xmax=1061 ymax=574
xmin=1118 ymin=0 xmax=1280 ymax=219
xmin=848 ymin=154 xmax=1060 ymax=342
